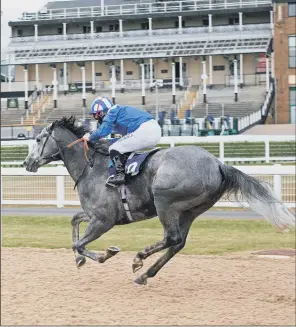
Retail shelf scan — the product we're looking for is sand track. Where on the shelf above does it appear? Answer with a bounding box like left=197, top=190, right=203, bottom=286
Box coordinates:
left=1, top=248, right=295, bottom=325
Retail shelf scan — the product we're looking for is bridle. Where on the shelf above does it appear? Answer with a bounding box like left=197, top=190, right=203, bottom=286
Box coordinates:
left=40, top=128, right=94, bottom=189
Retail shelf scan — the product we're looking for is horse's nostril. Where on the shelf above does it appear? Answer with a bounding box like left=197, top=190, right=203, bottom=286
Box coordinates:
left=23, top=161, right=27, bottom=167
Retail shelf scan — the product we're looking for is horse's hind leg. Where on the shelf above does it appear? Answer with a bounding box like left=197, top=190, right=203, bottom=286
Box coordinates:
left=134, top=211, right=194, bottom=285
left=132, top=204, right=183, bottom=273
left=71, top=212, right=91, bottom=268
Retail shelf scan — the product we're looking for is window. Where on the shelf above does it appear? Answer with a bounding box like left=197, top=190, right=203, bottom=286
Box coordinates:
left=290, top=87, right=296, bottom=123
left=174, top=20, right=185, bottom=28
left=289, top=36, right=296, bottom=68
left=57, top=27, right=63, bottom=35
left=288, top=3, right=296, bottom=17
left=96, top=26, right=102, bottom=33
left=229, top=17, right=239, bottom=25
left=109, top=24, right=119, bottom=32
left=213, top=65, right=225, bottom=71
left=83, top=26, right=91, bottom=33
left=202, top=19, right=209, bottom=26
left=17, top=29, right=23, bottom=37
left=126, top=71, right=133, bottom=75
left=141, top=22, right=149, bottom=30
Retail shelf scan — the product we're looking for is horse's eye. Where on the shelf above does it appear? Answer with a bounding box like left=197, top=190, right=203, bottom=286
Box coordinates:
left=36, top=138, right=40, bottom=143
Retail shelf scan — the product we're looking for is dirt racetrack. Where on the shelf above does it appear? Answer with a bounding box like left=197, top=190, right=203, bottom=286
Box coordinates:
left=2, top=248, right=295, bottom=326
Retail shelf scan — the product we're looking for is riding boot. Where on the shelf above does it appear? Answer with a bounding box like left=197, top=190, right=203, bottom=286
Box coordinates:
left=106, top=150, right=126, bottom=187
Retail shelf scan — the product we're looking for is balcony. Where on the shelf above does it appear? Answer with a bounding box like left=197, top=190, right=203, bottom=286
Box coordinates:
left=16, top=0, right=272, bottom=22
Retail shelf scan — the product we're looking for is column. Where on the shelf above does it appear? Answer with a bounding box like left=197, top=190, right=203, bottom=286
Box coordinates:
left=34, top=24, right=38, bottom=42
left=111, top=65, right=116, bottom=104
left=239, top=54, right=243, bottom=88
left=24, top=65, right=29, bottom=109
left=8, top=65, right=12, bottom=92
left=120, top=59, right=124, bottom=93
left=63, top=22, right=67, bottom=40
left=266, top=54, right=270, bottom=92
left=234, top=57, right=238, bottom=102
left=202, top=57, right=207, bottom=103
left=35, top=64, right=40, bottom=94
left=148, top=17, right=152, bottom=36
left=52, top=65, right=57, bottom=108
left=101, top=0, right=105, bottom=16
left=271, top=52, right=275, bottom=79
left=90, top=20, right=94, bottom=38
left=208, top=14, right=212, bottom=33
left=149, top=58, right=153, bottom=90
left=239, top=12, right=243, bottom=31
left=92, top=61, right=96, bottom=94
left=178, top=16, right=182, bottom=34
left=172, top=62, right=176, bottom=104
left=63, top=62, right=68, bottom=95
left=270, top=10, right=274, bottom=36
left=141, top=64, right=145, bottom=105
left=81, top=64, right=86, bottom=107
left=119, top=19, right=123, bottom=37
left=179, top=57, right=184, bottom=90
left=209, top=55, right=213, bottom=88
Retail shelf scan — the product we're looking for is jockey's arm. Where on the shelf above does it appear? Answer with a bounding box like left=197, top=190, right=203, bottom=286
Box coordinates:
left=89, top=106, right=119, bottom=143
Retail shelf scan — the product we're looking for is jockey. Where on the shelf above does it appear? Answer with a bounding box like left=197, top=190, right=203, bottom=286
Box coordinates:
left=83, top=96, right=162, bottom=187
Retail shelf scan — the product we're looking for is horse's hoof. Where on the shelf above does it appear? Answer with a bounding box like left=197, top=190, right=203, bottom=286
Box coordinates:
left=76, top=256, right=86, bottom=268
left=132, top=258, right=143, bottom=273
left=134, top=276, right=147, bottom=285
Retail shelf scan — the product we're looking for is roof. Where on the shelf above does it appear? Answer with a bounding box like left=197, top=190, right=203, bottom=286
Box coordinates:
left=45, top=0, right=142, bottom=10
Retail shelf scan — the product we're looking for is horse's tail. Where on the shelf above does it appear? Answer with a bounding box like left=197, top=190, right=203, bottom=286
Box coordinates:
left=220, top=164, right=295, bottom=231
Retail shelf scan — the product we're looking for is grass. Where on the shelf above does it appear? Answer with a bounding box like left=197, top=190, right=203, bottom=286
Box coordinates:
left=2, top=216, right=295, bottom=255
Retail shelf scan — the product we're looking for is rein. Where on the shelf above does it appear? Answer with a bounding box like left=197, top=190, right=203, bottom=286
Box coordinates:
left=67, top=138, right=91, bottom=164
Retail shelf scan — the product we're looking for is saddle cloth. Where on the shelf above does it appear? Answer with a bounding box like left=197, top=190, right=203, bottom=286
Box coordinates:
left=108, top=148, right=160, bottom=177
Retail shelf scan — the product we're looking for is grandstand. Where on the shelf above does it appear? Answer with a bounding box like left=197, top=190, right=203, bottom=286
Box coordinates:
left=1, top=0, right=276, bottom=138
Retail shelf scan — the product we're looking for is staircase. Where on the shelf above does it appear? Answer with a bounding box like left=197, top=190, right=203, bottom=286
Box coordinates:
left=22, top=94, right=52, bottom=125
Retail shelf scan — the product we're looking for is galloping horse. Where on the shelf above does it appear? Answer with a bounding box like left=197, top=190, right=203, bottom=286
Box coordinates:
left=24, top=117, right=295, bottom=285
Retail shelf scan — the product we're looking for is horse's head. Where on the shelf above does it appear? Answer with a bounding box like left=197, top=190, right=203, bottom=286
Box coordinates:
left=23, top=122, right=62, bottom=172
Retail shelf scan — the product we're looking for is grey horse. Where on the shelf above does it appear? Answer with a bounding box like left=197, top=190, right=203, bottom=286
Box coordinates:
left=24, top=117, right=295, bottom=285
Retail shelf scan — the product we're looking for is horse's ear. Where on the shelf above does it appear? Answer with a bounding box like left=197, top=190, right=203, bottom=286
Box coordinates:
left=49, top=121, right=57, bottom=131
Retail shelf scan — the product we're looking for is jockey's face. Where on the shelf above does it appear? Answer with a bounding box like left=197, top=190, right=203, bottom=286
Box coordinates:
left=93, top=111, right=105, bottom=122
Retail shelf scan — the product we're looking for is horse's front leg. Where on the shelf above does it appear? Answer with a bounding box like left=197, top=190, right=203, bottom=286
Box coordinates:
left=72, top=215, right=120, bottom=264
left=71, top=212, right=91, bottom=268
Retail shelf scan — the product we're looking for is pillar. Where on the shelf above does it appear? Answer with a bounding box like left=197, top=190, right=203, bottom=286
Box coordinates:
left=234, top=57, right=238, bottom=102
left=172, top=62, right=176, bottom=104
left=270, top=10, right=274, bottom=36
left=92, top=61, right=96, bottom=94
left=90, top=20, right=94, bottom=38
left=239, top=54, right=243, bottom=88
left=149, top=58, right=153, bottom=90
left=111, top=65, right=116, bottom=104
left=52, top=65, right=57, bottom=108
left=179, top=57, right=184, bottom=90
left=120, top=59, right=124, bottom=93
left=24, top=65, right=28, bottom=109
left=81, top=64, right=86, bottom=107
left=208, top=14, right=212, bottom=33
left=148, top=17, right=152, bottom=36
left=141, top=64, right=146, bottom=105
left=178, top=16, right=182, bottom=34
left=271, top=52, right=275, bottom=79
left=239, top=12, right=243, bottom=31
left=8, top=65, right=12, bottom=92
left=202, top=57, right=207, bottom=103
left=63, top=62, right=68, bottom=95
left=35, top=64, right=40, bottom=94
left=266, top=54, right=270, bottom=92
left=63, top=22, right=67, bottom=40
left=101, top=0, right=105, bottom=16
left=34, top=24, right=38, bottom=42
left=119, top=19, right=123, bottom=37
left=209, top=55, right=213, bottom=88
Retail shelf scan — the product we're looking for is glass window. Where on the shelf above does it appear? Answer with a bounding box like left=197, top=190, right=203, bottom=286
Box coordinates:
left=288, top=3, right=296, bottom=16
left=289, top=36, right=296, bottom=67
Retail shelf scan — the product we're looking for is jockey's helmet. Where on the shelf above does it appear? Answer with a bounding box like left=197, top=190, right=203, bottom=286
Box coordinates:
left=89, top=96, right=114, bottom=115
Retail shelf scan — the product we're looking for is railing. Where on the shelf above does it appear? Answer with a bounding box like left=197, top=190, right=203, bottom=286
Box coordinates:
left=18, top=0, right=272, bottom=21
left=10, top=24, right=271, bottom=44
left=1, top=164, right=294, bottom=208
left=1, top=135, right=295, bottom=166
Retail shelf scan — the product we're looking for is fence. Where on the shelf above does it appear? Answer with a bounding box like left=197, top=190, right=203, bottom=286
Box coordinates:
left=1, top=165, right=294, bottom=208
left=1, top=135, right=295, bottom=165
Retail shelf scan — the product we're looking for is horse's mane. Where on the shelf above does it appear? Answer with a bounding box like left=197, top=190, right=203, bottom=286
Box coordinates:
left=52, top=116, right=109, bottom=155
left=52, top=116, right=89, bottom=138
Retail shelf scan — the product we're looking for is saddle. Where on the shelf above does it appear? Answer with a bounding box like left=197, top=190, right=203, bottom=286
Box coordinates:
left=108, top=148, right=161, bottom=178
